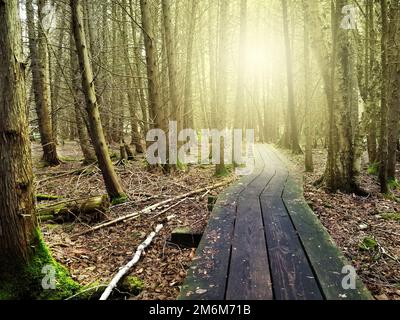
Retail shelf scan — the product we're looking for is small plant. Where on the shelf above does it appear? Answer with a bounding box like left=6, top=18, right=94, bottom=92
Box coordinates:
left=367, top=163, right=379, bottom=176
left=381, top=212, right=400, bottom=222
left=359, top=237, right=378, bottom=251
left=388, top=179, right=400, bottom=190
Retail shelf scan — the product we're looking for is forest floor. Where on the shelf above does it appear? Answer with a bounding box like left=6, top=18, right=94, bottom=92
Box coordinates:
left=284, top=148, right=400, bottom=301
left=32, top=141, right=234, bottom=300
left=33, top=142, right=400, bottom=300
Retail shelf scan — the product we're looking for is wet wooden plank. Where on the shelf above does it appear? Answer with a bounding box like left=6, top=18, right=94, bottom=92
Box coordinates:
left=226, top=196, right=273, bottom=300
left=178, top=148, right=265, bottom=300
left=260, top=195, right=323, bottom=300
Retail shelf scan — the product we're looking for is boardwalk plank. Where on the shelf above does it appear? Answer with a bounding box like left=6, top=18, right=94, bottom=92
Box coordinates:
left=226, top=196, right=273, bottom=300
left=260, top=196, right=323, bottom=300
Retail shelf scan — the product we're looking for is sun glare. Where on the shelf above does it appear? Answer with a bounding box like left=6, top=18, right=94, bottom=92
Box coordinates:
left=243, top=37, right=282, bottom=77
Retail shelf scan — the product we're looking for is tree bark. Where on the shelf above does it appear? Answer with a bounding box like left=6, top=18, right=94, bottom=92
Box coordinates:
left=183, top=1, right=198, bottom=130
left=71, top=0, right=126, bottom=202
left=281, top=0, right=302, bottom=154
left=26, top=0, right=60, bottom=166
left=215, top=0, right=229, bottom=175
left=379, top=0, right=389, bottom=193
left=0, top=0, right=37, bottom=271
left=38, top=195, right=110, bottom=223
left=386, top=2, right=400, bottom=181
left=162, top=0, right=181, bottom=128
left=69, top=34, right=96, bottom=164
left=303, top=0, right=363, bottom=194
left=304, top=15, right=314, bottom=172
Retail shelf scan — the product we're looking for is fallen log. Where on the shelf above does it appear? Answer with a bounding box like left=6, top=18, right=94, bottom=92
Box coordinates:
left=38, top=195, right=110, bottom=223
left=73, top=178, right=235, bottom=238
left=100, top=224, right=163, bottom=300
left=36, top=194, right=64, bottom=202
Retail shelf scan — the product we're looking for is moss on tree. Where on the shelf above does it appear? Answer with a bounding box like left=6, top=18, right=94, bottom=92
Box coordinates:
left=0, top=229, right=80, bottom=300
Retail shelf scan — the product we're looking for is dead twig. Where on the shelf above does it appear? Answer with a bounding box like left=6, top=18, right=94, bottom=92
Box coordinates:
left=73, top=179, right=233, bottom=238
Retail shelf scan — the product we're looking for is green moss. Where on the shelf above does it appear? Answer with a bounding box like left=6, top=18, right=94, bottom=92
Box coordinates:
left=119, top=276, right=144, bottom=295
left=111, top=194, right=128, bottom=206
left=215, top=164, right=232, bottom=177
left=0, top=228, right=80, bottom=300
left=381, top=212, right=400, bottom=222
left=359, top=237, right=378, bottom=251
left=367, top=163, right=379, bottom=176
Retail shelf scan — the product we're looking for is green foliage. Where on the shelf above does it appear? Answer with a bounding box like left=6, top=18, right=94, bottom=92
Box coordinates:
left=388, top=179, right=400, bottom=190
left=111, top=194, right=128, bottom=206
left=0, top=228, right=80, bottom=300
left=359, top=237, right=378, bottom=252
left=381, top=212, right=400, bottom=222
left=367, top=163, right=379, bottom=176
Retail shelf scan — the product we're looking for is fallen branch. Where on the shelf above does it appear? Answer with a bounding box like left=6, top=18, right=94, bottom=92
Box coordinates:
left=124, top=198, right=188, bottom=223
left=38, top=195, right=110, bottom=223
left=73, top=179, right=234, bottom=238
left=36, top=164, right=96, bottom=184
left=99, top=224, right=163, bottom=300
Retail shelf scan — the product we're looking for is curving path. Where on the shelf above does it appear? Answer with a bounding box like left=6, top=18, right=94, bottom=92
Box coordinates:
left=179, top=145, right=372, bottom=300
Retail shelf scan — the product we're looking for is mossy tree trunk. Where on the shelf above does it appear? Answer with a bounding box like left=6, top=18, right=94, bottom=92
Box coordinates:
left=71, top=0, right=126, bottom=202
left=304, top=0, right=363, bottom=194
left=0, top=0, right=37, bottom=271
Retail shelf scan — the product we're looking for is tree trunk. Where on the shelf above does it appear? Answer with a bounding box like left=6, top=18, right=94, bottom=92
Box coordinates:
left=69, top=35, right=96, bottom=164
left=50, top=3, right=67, bottom=144
left=121, top=0, right=144, bottom=154
left=281, top=0, right=302, bottom=154
left=234, top=0, right=247, bottom=130
left=26, top=0, right=60, bottom=166
left=379, top=0, right=389, bottom=193
left=303, top=0, right=363, bottom=194
left=304, top=15, right=314, bottom=172
left=0, top=0, right=37, bottom=273
left=183, top=1, right=198, bottom=130
left=71, top=0, right=126, bottom=202
left=387, top=2, right=400, bottom=181
left=162, top=0, right=181, bottom=127
left=215, top=0, right=229, bottom=175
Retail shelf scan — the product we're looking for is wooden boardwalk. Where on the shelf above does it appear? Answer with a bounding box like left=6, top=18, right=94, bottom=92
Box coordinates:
left=179, top=145, right=372, bottom=300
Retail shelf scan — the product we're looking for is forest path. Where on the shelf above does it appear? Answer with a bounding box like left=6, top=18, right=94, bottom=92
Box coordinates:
left=179, top=144, right=372, bottom=300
